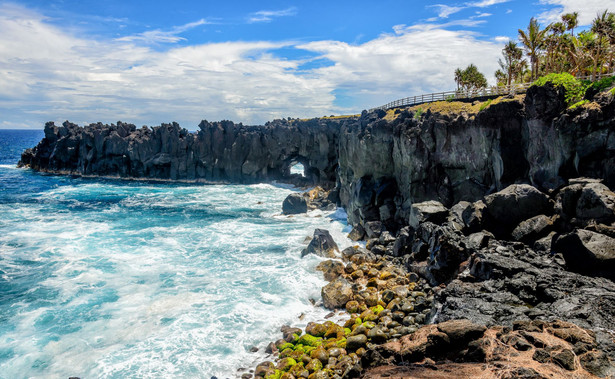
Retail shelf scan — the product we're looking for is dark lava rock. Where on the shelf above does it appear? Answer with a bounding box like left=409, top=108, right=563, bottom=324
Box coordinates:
left=301, top=229, right=339, bottom=258
left=409, top=200, right=449, bottom=228
left=553, top=229, right=615, bottom=280
left=483, top=184, right=552, bottom=236
left=282, top=193, right=307, bottom=215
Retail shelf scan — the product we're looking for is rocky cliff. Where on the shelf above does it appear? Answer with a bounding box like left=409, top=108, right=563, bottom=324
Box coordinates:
left=339, top=83, right=615, bottom=232
left=19, top=118, right=346, bottom=185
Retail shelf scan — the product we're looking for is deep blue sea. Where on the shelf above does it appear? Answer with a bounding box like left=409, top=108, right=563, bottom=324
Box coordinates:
left=0, top=129, right=351, bottom=378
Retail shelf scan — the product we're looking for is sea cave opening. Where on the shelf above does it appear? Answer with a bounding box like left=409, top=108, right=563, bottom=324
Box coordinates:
left=290, top=162, right=306, bottom=177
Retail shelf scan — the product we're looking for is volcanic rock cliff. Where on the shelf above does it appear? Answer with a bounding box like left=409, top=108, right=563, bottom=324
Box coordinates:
left=19, top=118, right=344, bottom=185
left=19, top=82, right=615, bottom=376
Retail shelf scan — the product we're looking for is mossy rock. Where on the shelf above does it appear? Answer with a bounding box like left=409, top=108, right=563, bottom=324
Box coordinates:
left=278, top=343, right=295, bottom=352
left=344, top=327, right=352, bottom=336
left=305, top=322, right=327, bottom=337
left=279, top=348, right=293, bottom=358
left=324, top=324, right=345, bottom=339
left=265, top=370, right=283, bottom=379
left=297, top=334, right=322, bottom=347
left=276, top=357, right=297, bottom=372
left=363, top=321, right=376, bottom=329
left=371, top=305, right=384, bottom=315
left=305, top=357, right=323, bottom=372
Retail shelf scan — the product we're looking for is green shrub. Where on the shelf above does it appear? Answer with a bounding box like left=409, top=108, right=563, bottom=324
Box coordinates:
left=413, top=107, right=424, bottom=120
left=590, top=75, right=615, bottom=92
left=479, top=99, right=493, bottom=112
left=445, top=94, right=456, bottom=102
left=533, top=73, right=589, bottom=106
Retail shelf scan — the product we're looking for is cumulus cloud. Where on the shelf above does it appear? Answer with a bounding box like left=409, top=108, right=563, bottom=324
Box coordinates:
left=0, top=4, right=502, bottom=129
left=298, top=24, right=501, bottom=108
left=538, top=0, right=615, bottom=25
left=247, top=7, right=297, bottom=23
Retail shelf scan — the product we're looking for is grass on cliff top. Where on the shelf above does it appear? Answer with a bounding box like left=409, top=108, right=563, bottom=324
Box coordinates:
left=383, top=94, right=524, bottom=120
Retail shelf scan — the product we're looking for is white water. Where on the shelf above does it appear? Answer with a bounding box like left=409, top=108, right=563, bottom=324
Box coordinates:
left=0, top=175, right=352, bottom=378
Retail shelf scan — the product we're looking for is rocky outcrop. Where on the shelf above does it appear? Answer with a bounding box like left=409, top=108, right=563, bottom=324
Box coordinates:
left=338, top=85, right=615, bottom=234
left=19, top=118, right=347, bottom=185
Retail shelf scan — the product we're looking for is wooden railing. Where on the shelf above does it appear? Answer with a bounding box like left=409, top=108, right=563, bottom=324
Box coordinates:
left=368, top=71, right=615, bottom=112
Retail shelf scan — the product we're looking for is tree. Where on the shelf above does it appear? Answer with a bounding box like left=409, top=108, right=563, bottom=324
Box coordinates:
left=591, top=11, right=615, bottom=78
left=518, top=17, right=547, bottom=80
left=497, top=41, right=526, bottom=86
left=562, top=12, right=579, bottom=36
left=454, top=68, right=463, bottom=90
left=455, top=64, right=488, bottom=94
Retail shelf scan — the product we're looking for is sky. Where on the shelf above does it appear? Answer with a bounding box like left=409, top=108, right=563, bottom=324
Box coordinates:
left=1, top=0, right=614, bottom=130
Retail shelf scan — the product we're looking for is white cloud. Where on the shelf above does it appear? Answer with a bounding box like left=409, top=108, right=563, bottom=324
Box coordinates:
left=298, top=24, right=501, bottom=108
left=247, top=7, right=297, bottom=23
left=494, top=35, right=510, bottom=43
left=116, top=19, right=209, bottom=44
left=538, top=0, right=615, bottom=25
left=430, top=0, right=510, bottom=19
left=467, top=0, right=511, bottom=7
left=0, top=4, right=502, bottom=129
left=431, top=4, right=465, bottom=18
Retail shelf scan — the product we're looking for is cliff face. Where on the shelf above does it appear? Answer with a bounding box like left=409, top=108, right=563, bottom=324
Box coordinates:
left=19, top=83, right=615, bottom=229
left=19, top=118, right=345, bottom=185
left=339, top=84, right=615, bottom=231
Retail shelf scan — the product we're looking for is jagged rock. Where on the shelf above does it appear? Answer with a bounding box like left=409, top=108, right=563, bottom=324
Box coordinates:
left=301, top=229, right=339, bottom=258
left=347, top=224, right=365, bottom=241
left=282, top=193, right=307, bottom=215
left=511, top=215, right=553, bottom=242
left=321, top=278, right=353, bottom=309
left=315, top=259, right=345, bottom=281
left=484, top=184, right=552, bottom=236
left=576, top=182, right=615, bottom=222
left=392, top=227, right=413, bottom=257
left=553, top=229, right=615, bottom=280
left=364, top=221, right=385, bottom=239
left=409, top=200, right=449, bottom=228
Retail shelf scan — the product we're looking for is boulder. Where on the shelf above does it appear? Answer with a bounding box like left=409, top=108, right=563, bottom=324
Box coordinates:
left=282, top=193, right=308, bottom=215
left=511, top=215, right=553, bottom=242
left=321, top=278, right=353, bottom=309
left=301, top=229, right=339, bottom=258
left=409, top=200, right=449, bottom=229
left=576, top=182, right=615, bottom=222
left=347, top=224, right=365, bottom=241
left=315, top=260, right=345, bottom=281
left=436, top=319, right=486, bottom=346
left=553, top=229, right=615, bottom=280
left=484, top=184, right=552, bottom=235
left=364, top=221, right=385, bottom=239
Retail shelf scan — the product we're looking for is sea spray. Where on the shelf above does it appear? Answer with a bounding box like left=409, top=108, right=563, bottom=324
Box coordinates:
left=0, top=130, right=353, bottom=378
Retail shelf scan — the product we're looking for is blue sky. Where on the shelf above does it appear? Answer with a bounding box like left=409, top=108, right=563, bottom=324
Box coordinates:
left=1, top=0, right=613, bottom=129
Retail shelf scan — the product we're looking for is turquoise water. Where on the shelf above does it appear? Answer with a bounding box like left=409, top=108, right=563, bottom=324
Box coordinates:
left=0, top=130, right=351, bottom=378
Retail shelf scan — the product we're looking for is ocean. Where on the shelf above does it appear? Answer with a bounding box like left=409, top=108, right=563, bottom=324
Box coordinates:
left=0, top=129, right=352, bottom=378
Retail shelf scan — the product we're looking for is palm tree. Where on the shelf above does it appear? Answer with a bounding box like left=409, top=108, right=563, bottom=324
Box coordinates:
left=590, top=11, right=615, bottom=78
left=454, top=68, right=463, bottom=91
left=518, top=18, right=547, bottom=80
left=498, top=41, right=525, bottom=85
left=562, top=12, right=579, bottom=37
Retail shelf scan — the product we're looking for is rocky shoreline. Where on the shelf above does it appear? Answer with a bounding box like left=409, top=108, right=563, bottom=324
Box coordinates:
left=238, top=180, right=615, bottom=378
left=17, top=80, right=615, bottom=377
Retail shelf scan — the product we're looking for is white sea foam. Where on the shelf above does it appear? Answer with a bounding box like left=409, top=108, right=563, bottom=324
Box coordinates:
left=0, top=179, right=353, bottom=378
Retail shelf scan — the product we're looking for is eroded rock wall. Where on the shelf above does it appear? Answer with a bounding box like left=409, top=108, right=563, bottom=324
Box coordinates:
left=339, top=84, right=615, bottom=232
left=19, top=118, right=345, bottom=185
